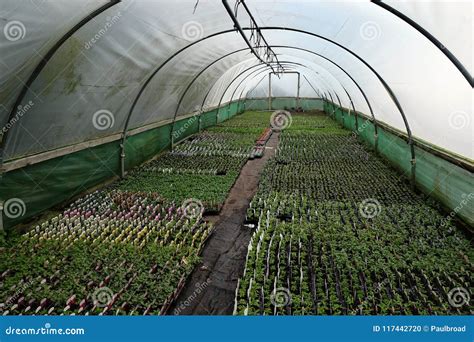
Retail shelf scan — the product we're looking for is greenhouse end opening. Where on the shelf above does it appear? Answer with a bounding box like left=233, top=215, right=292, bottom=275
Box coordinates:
left=0, top=1, right=472, bottom=341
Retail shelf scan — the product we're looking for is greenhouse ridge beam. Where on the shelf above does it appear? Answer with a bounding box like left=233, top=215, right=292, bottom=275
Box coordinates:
left=372, top=0, right=473, bottom=87
left=0, top=0, right=121, bottom=170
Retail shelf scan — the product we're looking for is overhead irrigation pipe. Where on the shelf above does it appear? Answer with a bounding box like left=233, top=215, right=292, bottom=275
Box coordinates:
left=2, top=25, right=415, bottom=182
left=170, top=50, right=254, bottom=146
left=271, top=46, right=376, bottom=136
left=372, top=0, right=473, bottom=87
left=221, top=0, right=282, bottom=74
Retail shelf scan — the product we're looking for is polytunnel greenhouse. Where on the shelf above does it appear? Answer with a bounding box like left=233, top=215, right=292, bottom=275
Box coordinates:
left=0, top=0, right=473, bottom=328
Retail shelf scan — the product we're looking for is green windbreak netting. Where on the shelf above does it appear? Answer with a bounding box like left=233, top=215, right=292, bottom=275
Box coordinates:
left=377, top=128, right=412, bottom=176
left=357, top=117, right=376, bottom=147
left=246, top=98, right=268, bottom=111
left=300, top=99, right=323, bottom=111
left=344, top=112, right=357, bottom=132
left=125, top=124, right=172, bottom=170
left=271, top=97, right=297, bottom=109
left=414, top=145, right=473, bottom=226
left=324, top=100, right=473, bottom=226
left=1, top=141, right=121, bottom=229
left=200, top=110, right=218, bottom=130
left=246, top=97, right=323, bottom=111
left=173, top=115, right=200, bottom=144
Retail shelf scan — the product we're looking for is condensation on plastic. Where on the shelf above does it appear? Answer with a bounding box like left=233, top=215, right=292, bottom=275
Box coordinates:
left=0, top=0, right=472, bottom=161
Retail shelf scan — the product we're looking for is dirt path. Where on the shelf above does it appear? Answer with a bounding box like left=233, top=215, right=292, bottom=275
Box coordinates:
left=169, top=132, right=280, bottom=315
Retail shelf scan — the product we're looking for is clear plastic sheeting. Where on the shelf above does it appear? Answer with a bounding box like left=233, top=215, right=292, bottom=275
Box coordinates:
left=384, top=0, right=473, bottom=75
left=0, top=0, right=472, bottom=162
left=0, top=0, right=107, bottom=132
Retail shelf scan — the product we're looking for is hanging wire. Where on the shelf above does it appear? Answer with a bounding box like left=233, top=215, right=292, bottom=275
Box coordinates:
left=193, top=0, right=199, bottom=14
left=222, top=0, right=283, bottom=75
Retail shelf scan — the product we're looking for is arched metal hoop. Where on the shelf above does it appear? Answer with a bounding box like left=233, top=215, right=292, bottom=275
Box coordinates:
left=372, top=0, right=473, bottom=87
